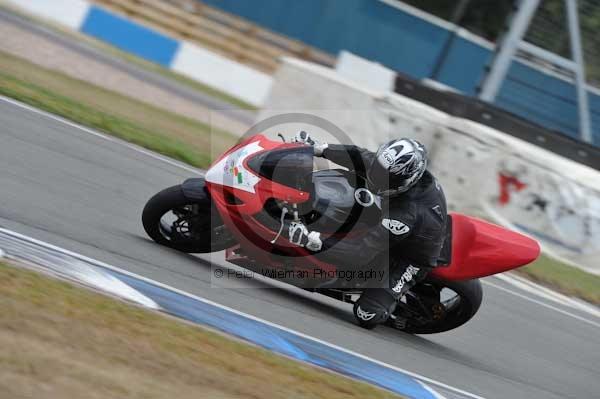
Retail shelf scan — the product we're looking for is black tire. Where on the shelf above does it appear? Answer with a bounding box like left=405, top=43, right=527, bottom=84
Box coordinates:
left=402, top=279, right=483, bottom=334
left=142, top=185, right=235, bottom=253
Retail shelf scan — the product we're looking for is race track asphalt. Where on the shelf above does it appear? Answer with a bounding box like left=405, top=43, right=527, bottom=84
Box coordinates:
left=1, top=99, right=599, bottom=399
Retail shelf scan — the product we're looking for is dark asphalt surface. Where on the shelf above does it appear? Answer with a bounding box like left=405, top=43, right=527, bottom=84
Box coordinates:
left=0, top=8, right=256, bottom=126
left=1, top=99, right=599, bottom=399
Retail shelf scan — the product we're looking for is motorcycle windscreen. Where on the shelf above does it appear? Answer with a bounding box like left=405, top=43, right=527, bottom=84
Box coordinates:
left=247, top=146, right=314, bottom=191
left=430, top=213, right=541, bottom=281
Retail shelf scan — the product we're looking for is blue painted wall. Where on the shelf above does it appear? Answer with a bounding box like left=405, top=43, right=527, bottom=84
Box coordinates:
left=495, top=61, right=600, bottom=142
left=497, top=62, right=580, bottom=137
left=201, top=0, right=599, bottom=145
left=202, top=0, right=452, bottom=79
left=81, top=6, right=179, bottom=67
left=436, top=37, right=492, bottom=94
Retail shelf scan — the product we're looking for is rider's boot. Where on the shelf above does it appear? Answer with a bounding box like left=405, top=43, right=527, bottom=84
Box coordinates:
left=353, top=264, right=424, bottom=329
left=353, top=289, right=397, bottom=329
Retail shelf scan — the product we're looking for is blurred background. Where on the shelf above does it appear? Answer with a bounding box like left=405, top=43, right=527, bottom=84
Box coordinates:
left=1, top=1, right=600, bottom=398
left=90, top=0, right=600, bottom=145
left=1, top=0, right=599, bottom=303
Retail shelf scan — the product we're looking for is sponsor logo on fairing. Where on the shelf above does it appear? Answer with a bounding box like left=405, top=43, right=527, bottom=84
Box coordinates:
left=205, top=142, right=262, bottom=193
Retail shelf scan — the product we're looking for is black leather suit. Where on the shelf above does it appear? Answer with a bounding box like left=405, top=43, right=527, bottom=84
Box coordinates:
left=316, top=144, right=449, bottom=326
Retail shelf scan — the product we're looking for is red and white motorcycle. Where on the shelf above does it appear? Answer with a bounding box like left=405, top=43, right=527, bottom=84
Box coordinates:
left=143, top=134, right=540, bottom=333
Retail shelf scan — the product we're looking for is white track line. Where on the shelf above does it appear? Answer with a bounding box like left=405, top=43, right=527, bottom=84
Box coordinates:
left=9, top=93, right=600, bottom=394
left=495, top=274, right=600, bottom=318
left=0, top=228, right=481, bottom=399
left=0, top=95, right=201, bottom=174
left=0, top=96, right=484, bottom=397
left=482, top=280, right=600, bottom=329
left=2, top=95, right=595, bottom=323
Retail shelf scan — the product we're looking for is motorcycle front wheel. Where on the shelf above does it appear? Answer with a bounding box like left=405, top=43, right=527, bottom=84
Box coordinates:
left=142, top=185, right=236, bottom=253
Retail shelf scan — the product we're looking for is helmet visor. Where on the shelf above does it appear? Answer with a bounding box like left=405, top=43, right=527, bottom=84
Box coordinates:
left=366, top=157, right=391, bottom=194
left=366, top=157, right=414, bottom=196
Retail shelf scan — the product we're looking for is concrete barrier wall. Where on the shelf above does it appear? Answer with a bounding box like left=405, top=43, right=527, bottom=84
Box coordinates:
left=12, top=0, right=90, bottom=29
left=335, top=51, right=396, bottom=93
left=259, top=58, right=600, bottom=274
left=171, top=42, right=273, bottom=107
left=8, top=0, right=272, bottom=106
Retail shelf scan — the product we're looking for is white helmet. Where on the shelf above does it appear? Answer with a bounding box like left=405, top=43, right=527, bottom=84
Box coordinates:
left=366, top=138, right=428, bottom=196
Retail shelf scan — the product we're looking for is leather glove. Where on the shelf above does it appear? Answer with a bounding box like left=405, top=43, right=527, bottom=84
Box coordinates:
left=289, top=221, right=322, bottom=251
left=293, top=131, right=328, bottom=157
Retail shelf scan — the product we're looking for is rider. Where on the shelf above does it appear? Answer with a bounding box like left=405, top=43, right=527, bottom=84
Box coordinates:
left=288, top=131, right=448, bottom=328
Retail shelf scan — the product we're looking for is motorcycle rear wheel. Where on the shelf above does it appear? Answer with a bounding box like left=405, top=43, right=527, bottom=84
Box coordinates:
left=398, top=278, right=483, bottom=334
left=142, top=185, right=236, bottom=253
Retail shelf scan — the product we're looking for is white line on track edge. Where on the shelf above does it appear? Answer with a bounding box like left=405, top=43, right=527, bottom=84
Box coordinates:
left=2, top=95, right=596, bottom=327
left=5, top=92, right=600, bottom=395
left=24, top=93, right=600, bottom=397
left=494, top=273, right=600, bottom=318
left=0, top=95, right=202, bottom=174
left=0, top=96, right=482, bottom=397
left=482, top=280, right=600, bottom=329
left=0, top=227, right=481, bottom=399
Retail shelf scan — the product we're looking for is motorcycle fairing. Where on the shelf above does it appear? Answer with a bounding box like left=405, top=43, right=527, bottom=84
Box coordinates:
left=207, top=135, right=540, bottom=283
left=429, top=213, right=540, bottom=281
left=205, top=141, right=263, bottom=194
left=206, top=135, right=311, bottom=215
left=206, top=135, right=335, bottom=273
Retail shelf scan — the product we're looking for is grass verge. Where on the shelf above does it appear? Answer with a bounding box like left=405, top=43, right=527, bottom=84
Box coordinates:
left=516, top=255, right=600, bottom=305
left=0, top=262, right=402, bottom=399
left=0, top=50, right=238, bottom=168
left=0, top=1, right=257, bottom=110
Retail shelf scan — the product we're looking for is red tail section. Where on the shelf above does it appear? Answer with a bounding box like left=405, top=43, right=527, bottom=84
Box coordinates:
left=429, top=213, right=540, bottom=281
